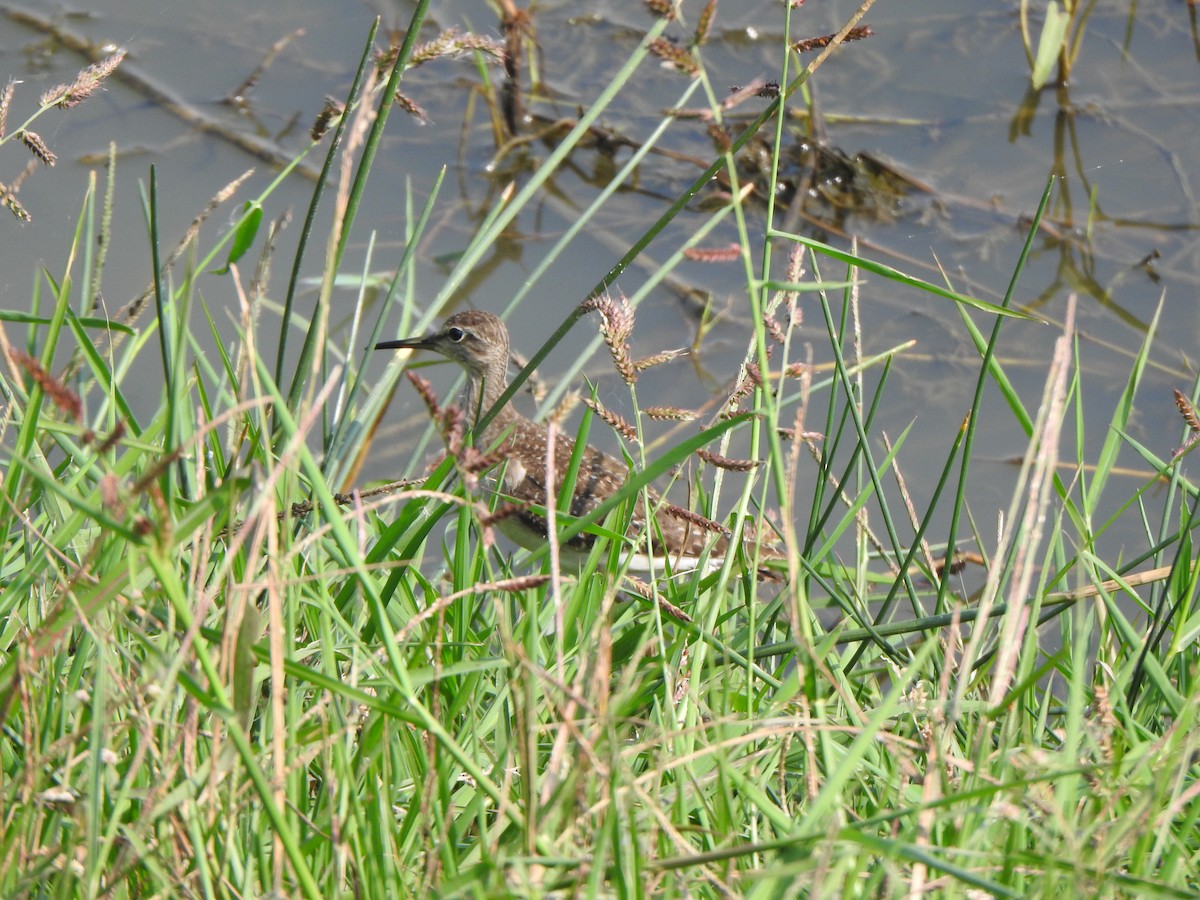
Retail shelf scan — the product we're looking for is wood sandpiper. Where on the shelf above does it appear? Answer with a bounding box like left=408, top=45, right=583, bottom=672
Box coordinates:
left=377, top=310, right=778, bottom=578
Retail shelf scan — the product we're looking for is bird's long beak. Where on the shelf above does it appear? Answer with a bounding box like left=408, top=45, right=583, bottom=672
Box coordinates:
left=375, top=334, right=433, bottom=351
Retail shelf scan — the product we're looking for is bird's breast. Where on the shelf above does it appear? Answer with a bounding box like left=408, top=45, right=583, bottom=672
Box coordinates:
left=501, top=456, right=527, bottom=493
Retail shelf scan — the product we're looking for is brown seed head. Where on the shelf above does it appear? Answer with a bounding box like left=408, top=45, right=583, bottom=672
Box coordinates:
left=581, top=290, right=637, bottom=384
left=683, top=243, right=741, bottom=263
left=405, top=370, right=442, bottom=420
left=2, top=187, right=30, bottom=223
left=661, top=502, right=729, bottom=535
left=12, top=350, right=81, bottom=421
left=394, top=92, right=429, bottom=124
left=1174, top=389, right=1200, bottom=434
left=0, top=79, right=14, bottom=139
left=764, top=314, right=787, bottom=345
left=694, top=0, right=717, bottom=46
left=40, top=50, right=125, bottom=110
left=697, top=449, right=758, bottom=472
left=583, top=397, right=638, bottom=442
left=644, top=0, right=676, bottom=20
left=644, top=406, right=697, bottom=421
left=548, top=390, right=580, bottom=430
left=792, top=25, right=874, bottom=53
left=634, top=348, right=686, bottom=372
left=408, top=29, right=505, bottom=66
left=310, top=96, right=343, bottom=140
left=19, top=131, right=56, bottom=167
left=648, top=38, right=699, bottom=77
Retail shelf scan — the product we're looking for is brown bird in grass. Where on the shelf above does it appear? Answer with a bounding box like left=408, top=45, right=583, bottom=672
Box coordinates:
left=377, top=310, right=780, bottom=578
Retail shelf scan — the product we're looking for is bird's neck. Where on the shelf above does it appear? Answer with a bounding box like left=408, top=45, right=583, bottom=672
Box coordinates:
left=465, top=365, right=521, bottom=445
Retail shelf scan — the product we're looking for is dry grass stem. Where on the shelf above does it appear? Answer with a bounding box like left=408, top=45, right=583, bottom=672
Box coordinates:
left=882, top=431, right=939, bottom=579
left=988, top=295, right=1076, bottom=704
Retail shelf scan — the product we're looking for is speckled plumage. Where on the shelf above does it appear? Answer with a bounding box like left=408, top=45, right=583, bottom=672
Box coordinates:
left=379, top=310, right=750, bottom=572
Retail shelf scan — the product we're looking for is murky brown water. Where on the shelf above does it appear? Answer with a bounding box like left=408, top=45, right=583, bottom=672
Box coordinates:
left=2, top=0, right=1198, bottom=563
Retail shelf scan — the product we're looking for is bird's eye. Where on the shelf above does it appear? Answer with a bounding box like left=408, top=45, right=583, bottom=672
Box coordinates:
left=447, top=327, right=465, bottom=343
